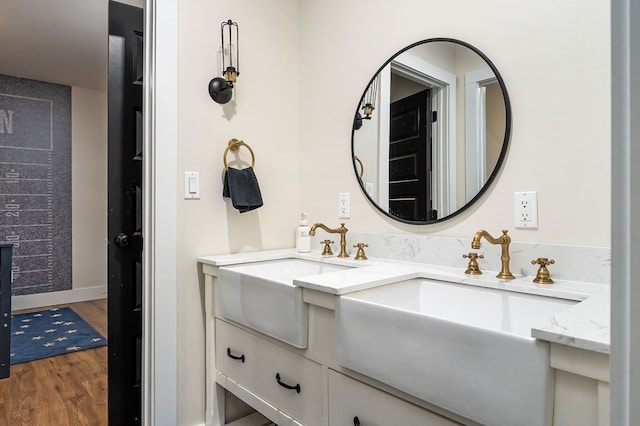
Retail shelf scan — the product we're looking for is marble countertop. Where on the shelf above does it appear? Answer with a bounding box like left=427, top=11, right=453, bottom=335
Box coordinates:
left=531, top=290, right=610, bottom=354
left=198, top=248, right=611, bottom=354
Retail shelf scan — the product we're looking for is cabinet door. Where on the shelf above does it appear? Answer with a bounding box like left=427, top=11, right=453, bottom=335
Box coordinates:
left=216, top=319, right=260, bottom=388
left=328, top=370, right=458, bottom=426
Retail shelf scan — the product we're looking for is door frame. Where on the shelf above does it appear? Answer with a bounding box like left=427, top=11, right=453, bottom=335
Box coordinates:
left=379, top=53, right=457, bottom=217
left=142, top=1, right=178, bottom=424
left=464, top=67, right=497, bottom=203
left=611, top=0, right=640, bottom=424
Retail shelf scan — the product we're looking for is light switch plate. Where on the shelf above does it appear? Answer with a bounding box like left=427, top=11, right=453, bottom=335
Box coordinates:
left=184, top=171, right=200, bottom=199
left=364, top=182, right=375, bottom=197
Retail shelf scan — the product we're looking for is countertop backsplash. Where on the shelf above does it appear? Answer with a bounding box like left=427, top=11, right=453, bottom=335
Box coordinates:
left=327, top=232, right=611, bottom=285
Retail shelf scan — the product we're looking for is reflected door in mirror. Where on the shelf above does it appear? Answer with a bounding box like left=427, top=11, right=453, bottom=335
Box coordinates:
left=389, top=88, right=435, bottom=221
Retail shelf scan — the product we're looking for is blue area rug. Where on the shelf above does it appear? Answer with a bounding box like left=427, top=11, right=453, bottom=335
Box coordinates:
left=10, top=307, right=107, bottom=365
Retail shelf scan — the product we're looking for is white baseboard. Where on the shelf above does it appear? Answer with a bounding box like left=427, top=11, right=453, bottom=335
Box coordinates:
left=11, top=285, right=108, bottom=311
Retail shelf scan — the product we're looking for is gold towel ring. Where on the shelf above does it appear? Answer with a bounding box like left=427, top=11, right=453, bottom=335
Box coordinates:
left=354, top=156, right=364, bottom=178
left=223, top=138, right=255, bottom=170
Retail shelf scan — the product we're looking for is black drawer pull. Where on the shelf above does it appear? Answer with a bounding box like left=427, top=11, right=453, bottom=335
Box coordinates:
left=275, top=373, right=301, bottom=393
left=226, top=347, right=245, bottom=363
left=354, top=416, right=360, bottom=425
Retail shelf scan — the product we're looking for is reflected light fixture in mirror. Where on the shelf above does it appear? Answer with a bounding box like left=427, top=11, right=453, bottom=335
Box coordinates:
left=209, top=19, right=240, bottom=104
left=352, top=38, right=511, bottom=224
left=362, top=75, right=379, bottom=119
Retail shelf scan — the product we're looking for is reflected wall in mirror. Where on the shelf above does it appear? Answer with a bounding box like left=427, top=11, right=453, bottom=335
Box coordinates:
left=352, top=38, right=511, bottom=224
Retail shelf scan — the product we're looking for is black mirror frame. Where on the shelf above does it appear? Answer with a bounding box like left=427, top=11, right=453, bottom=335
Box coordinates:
left=351, top=37, right=512, bottom=225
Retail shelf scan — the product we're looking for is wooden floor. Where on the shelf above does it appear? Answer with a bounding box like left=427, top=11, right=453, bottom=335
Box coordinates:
left=0, top=299, right=108, bottom=426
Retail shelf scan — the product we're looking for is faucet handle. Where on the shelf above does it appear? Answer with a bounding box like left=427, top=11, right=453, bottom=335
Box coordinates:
left=321, top=240, right=334, bottom=256
left=463, top=252, right=484, bottom=275
left=531, top=258, right=555, bottom=284
left=353, top=243, right=368, bottom=261
left=532, top=257, right=555, bottom=266
left=463, top=253, right=484, bottom=259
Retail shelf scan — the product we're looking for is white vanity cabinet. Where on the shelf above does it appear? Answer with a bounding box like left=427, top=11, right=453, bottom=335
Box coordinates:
left=550, top=344, right=610, bottom=426
left=200, top=254, right=611, bottom=426
left=202, top=262, right=465, bottom=426
left=328, top=370, right=458, bottom=426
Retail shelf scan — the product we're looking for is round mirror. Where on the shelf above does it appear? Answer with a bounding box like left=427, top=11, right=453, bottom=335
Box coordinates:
left=352, top=38, right=511, bottom=224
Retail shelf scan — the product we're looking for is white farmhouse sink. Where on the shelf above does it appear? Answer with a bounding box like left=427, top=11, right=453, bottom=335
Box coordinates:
left=218, top=258, right=350, bottom=348
left=336, top=278, right=576, bottom=426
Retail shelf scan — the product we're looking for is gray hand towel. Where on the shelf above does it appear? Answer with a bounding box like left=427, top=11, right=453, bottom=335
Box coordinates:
left=223, top=167, right=264, bottom=213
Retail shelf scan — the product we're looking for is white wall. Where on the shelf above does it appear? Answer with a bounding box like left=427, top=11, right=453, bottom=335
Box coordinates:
left=176, top=0, right=300, bottom=423
left=71, top=87, right=107, bottom=291
left=298, top=0, right=611, bottom=247
left=175, top=1, right=611, bottom=423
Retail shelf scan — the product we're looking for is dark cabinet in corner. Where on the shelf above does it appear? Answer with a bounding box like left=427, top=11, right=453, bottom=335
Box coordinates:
left=0, top=243, right=14, bottom=379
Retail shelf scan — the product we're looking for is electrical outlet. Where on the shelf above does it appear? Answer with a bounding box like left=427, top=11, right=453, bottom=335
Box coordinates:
left=338, top=192, right=350, bottom=219
left=514, top=191, right=538, bottom=229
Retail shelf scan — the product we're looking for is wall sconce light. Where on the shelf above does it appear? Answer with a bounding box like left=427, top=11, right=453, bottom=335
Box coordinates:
left=353, top=75, right=379, bottom=131
left=209, top=19, right=240, bottom=104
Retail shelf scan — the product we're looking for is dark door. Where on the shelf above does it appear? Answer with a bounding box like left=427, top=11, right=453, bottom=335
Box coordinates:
left=388, top=88, right=436, bottom=221
left=107, top=2, right=143, bottom=424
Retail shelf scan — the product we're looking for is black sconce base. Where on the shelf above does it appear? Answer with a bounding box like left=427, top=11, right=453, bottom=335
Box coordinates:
left=209, top=77, right=233, bottom=104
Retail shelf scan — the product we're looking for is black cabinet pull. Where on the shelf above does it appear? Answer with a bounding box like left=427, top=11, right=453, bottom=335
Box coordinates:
left=226, top=347, right=245, bottom=363
left=353, top=416, right=360, bottom=425
left=275, top=373, right=301, bottom=393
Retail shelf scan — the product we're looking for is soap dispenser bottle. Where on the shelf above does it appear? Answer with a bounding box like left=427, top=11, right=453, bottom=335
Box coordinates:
left=296, top=213, right=311, bottom=253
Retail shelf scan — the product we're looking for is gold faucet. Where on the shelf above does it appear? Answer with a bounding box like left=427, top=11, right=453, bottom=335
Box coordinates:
left=471, top=229, right=515, bottom=279
left=309, top=223, right=349, bottom=258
